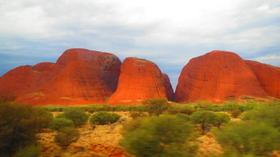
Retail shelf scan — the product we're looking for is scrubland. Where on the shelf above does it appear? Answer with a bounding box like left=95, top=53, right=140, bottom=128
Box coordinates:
left=0, top=99, right=280, bottom=157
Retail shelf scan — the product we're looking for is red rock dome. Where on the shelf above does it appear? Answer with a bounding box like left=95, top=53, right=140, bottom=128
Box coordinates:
left=0, top=65, right=43, bottom=99
left=108, top=57, right=174, bottom=104
left=0, top=48, right=121, bottom=105
left=33, top=62, right=55, bottom=72
left=246, top=60, right=280, bottom=98
left=175, top=50, right=268, bottom=103
left=1, top=48, right=278, bottom=105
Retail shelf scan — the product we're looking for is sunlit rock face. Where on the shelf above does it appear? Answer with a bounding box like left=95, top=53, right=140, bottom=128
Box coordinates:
left=0, top=48, right=121, bottom=105
left=175, top=50, right=268, bottom=103
left=0, top=64, right=53, bottom=100
left=108, top=57, right=174, bottom=105
left=1, top=49, right=278, bottom=105
left=246, top=60, right=280, bottom=99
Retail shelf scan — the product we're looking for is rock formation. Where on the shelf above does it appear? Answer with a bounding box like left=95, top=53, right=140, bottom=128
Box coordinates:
left=108, top=57, right=174, bottom=104
left=0, top=65, right=45, bottom=99
left=175, top=50, right=268, bottom=103
left=1, top=48, right=279, bottom=105
left=246, top=60, right=280, bottom=98
left=0, top=48, right=121, bottom=105
left=163, top=73, right=175, bottom=100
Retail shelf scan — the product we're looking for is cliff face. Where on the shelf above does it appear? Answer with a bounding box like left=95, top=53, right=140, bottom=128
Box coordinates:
left=108, top=57, right=174, bottom=104
left=246, top=60, right=280, bottom=98
left=0, top=49, right=279, bottom=105
left=0, top=65, right=48, bottom=99
left=0, top=48, right=121, bottom=105
left=175, top=50, right=268, bottom=103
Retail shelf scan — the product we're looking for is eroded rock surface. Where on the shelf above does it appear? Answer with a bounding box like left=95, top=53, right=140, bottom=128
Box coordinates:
left=1, top=49, right=278, bottom=105
left=0, top=48, right=121, bottom=105
left=108, top=57, right=174, bottom=104
left=175, top=50, right=268, bottom=102
left=246, top=60, right=280, bottom=98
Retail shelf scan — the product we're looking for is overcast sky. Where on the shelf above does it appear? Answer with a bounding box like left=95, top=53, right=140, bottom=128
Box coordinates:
left=0, top=0, right=279, bottom=87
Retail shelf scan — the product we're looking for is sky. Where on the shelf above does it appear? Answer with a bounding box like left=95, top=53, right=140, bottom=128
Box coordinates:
left=0, top=0, right=279, bottom=88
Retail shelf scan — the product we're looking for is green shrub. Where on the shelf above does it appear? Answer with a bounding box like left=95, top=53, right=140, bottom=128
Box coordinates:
left=0, top=103, right=52, bottom=156
left=221, top=150, right=260, bottom=157
left=212, top=113, right=230, bottom=128
left=50, top=117, right=74, bottom=131
left=90, top=112, right=120, bottom=125
left=223, top=102, right=244, bottom=118
left=215, top=122, right=280, bottom=156
left=190, top=111, right=217, bottom=134
left=194, top=101, right=223, bottom=111
left=176, top=113, right=191, bottom=121
left=87, top=105, right=147, bottom=113
left=168, top=105, right=195, bottom=115
left=130, top=112, right=146, bottom=119
left=55, top=127, right=80, bottom=148
left=144, top=99, right=169, bottom=115
left=121, top=115, right=196, bottom=157
left=32, top=108, right=53, bottom=129
left=242, top=104, right=280, bottom=130
left=61, top=108, right=88, bottom=127
left=13, top=145, right=41, bottom=157
left=42, top=106, right=65, bottom=112
left=230, top=109, right=242, bottom=118
left=240, top=100, right=270, bottom=111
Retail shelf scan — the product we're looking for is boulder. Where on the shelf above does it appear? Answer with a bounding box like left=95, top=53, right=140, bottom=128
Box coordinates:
left=108, top=57, right=174, bottom=104
left=175, top=50, right=268, bottom=102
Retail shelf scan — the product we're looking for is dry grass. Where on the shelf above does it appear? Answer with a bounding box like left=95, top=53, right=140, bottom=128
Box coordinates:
left=37, top=112, right=131, bottom=157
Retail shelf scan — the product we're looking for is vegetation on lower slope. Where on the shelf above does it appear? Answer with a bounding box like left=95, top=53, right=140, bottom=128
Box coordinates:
left=0, top=99, right=279, bottom=157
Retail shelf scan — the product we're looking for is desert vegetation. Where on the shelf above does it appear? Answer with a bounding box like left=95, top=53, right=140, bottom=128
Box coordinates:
left=0, top=102, right=52, bottom=157
left=121, top=114, right=197, bottom=157
left=0, top=99, right=279, bottom=157
left=54, top=127, right=80, bottom=148
left=90, top=112, right=121, bottom=126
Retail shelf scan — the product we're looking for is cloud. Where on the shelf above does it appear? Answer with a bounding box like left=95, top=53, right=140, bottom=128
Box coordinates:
left=0, top=0, right=279, bottom=87
left=254, top=54, right=280, bottom=66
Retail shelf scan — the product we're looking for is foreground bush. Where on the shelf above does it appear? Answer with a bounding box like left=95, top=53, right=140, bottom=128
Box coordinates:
left=50, top=117, right=74, bottom=131
left=61, top=108, right=88, bottom=127
left=55, top=127, right=80, bottom=148
left=215, top=122, right=280, bottom=156
left=167, top=104, right=195, bottom=115
left=190, top=111, right=217, bottom=134
left=13, top=145, right=41, bottom=157
left=212, top=113, right=230, bottom=128
left=33, top=108, right=54, bottom=129
left=222, top=102, right=244, bottom=118
left=130, top=112, right=146, bottom=119
left=0, top=103, right=52, bottom=156
left=90, top=112, right=120, bottom=125
left=121, top=114, right=196, bottom=157
left=242, top=104, right=280, bottom=130
left=144, top=99, right=169, bottom=115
